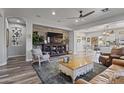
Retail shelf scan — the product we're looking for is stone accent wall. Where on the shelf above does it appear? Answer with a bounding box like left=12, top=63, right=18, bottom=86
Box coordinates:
left=33, top=24, right=69, bottom=40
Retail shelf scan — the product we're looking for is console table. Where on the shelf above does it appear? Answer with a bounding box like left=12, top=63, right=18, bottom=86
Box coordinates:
left=42, top=43, right=67, bottom=57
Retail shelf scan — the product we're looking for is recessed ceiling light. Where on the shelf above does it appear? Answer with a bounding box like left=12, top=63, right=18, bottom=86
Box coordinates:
left=75, top=19, right=79, bottom=22
left=52, top=11, right=56, bottom=15
left=16, top=20, right=20, bottom=23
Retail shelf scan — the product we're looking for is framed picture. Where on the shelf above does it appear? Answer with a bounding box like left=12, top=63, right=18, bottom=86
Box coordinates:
left=91, top=37, right=98, bottom=45
left=10, top=26, right=23, bottom=46
left=87, top=37, right=90, bottom=42
left=77, top=39, right=81, bottom=43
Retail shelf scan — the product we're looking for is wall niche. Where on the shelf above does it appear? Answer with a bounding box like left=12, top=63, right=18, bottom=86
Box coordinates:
left=33, top=24, right=69, bottom=57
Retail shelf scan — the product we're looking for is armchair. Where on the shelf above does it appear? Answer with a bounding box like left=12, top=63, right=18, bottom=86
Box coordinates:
left=99, top=47, right=124, bottom=67
left=32, top=48, right=50, bottom=67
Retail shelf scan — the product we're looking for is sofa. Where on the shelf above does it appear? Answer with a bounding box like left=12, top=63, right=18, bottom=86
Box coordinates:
left=75, top=59, right=124, bottom=84
left=99, top=47, right=124, bottom=67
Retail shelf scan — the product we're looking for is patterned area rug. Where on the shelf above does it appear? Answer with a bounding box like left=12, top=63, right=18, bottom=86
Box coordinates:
left=33, top=60, right=107, bottom=84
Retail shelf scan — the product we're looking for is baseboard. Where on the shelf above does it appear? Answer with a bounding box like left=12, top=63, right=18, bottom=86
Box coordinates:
left=0, top=62, right=7, bottom=66
left=8, top=55, right=25, bottom=58
left=26, top=58, right=32, bottom=62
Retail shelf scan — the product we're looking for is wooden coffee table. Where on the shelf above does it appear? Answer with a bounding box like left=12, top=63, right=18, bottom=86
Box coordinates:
left=59, top=55, right=94, bottom=83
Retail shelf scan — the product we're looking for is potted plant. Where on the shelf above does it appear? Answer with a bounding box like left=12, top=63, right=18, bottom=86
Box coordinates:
left=33, top=32, right=44, bottom=45
left=33, top=32, right=39, bottom=45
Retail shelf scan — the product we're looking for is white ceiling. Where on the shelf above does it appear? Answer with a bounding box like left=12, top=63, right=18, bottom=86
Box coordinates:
left=3, top=8, right=124, bottom=31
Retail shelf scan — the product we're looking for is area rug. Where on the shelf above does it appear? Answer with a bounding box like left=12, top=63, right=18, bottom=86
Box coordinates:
left=32, top=60, right=107, bottom=84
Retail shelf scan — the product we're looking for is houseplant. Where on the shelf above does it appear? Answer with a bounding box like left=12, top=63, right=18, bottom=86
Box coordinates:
left=33, top=32, right=44, bottom=45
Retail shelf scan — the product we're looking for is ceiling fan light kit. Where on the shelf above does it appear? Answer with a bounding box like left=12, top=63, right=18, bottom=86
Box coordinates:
left=102, top=25, right=114, bottom=36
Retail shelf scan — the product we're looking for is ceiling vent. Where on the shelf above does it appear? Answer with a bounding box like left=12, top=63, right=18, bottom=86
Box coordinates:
left=101, top=8, right=109, bottom=12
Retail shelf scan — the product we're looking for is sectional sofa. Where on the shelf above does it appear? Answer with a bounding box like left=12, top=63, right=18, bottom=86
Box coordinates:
left=75, top=59, right=124, bottom=84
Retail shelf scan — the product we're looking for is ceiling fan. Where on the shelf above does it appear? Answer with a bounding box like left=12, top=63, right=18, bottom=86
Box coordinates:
left=65, top=10, right=95, bottom=19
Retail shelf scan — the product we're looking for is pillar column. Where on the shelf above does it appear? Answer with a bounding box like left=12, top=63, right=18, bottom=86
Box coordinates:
left=0, top=9, right=7, bottom=66
left=26, top=18, right=33, bottom=62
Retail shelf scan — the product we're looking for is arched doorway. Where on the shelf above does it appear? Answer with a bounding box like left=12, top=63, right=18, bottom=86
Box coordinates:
left=6, top=17, right=26, bottom=61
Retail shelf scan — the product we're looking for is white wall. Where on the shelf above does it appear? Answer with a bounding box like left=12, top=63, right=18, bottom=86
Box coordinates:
left=0, top=9, right=7, bottom=66
left=74, top=31, right=86, bottom=54
left=86, top=31, right=102, bottom=37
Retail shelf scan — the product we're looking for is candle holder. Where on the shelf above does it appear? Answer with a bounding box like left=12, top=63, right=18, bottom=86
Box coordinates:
left=63, top=56, right=69, bottom=63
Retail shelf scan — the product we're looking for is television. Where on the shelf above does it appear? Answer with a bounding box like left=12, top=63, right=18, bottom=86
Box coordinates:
left=47, top=32, right=63, bottom=43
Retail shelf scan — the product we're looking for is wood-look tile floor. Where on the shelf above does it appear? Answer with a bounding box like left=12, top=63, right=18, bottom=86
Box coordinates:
left=0, top=56, right=41, bottom=84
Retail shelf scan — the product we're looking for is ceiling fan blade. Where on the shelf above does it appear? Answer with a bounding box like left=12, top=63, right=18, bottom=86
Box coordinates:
left=81, top=11, right=95, bottom=17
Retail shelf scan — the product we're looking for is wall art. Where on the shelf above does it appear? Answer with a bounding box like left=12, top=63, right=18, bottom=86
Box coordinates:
left=10, top=26, right=23, bottom=46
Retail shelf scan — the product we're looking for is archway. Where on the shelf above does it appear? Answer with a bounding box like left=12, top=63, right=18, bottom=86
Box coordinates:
left=6, top=17, right=26, bottom=61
